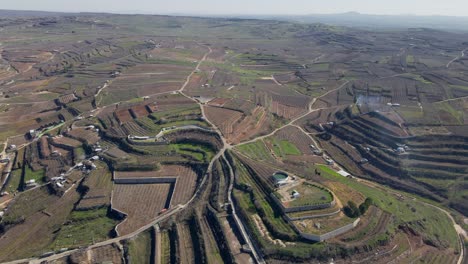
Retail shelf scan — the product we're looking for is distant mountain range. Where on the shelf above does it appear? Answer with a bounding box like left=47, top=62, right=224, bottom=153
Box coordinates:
left=2, top=9, right=468, bottom=32
left=243, top=12, right=468, bottom=32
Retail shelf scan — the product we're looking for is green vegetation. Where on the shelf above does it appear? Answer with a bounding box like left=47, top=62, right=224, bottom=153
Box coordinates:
left=23, top=166, right=45, bottom=183
left=127, top=231, right=152, bottom=264
left=268, top=138, right=301, bottom=157
left=402, top=73, right=433, bottom=84
left=435, top=101, right=464, bottom=124
left=37, top=122, right=65, bottom=138
left=52, top=208, right=118, bottom=249
left=343, top=201, right=360, bottom=218
left=310, top=63, right=329, bottom=71
left=74, top=146, right=86, bottom=160
left=170, top=143, right=215, bottom=162
left=0, top=11, right=465, bottom=264
left=449, top=84, right=468, bottom=91
left=287, top=183, right=333, bottom=207
left=236, top=140, right=274, bottom=161
left=317, top=165, right=459, bottom=249
left=5, top=169, right=22, bottom=193
left=234, top=159, right=297, bottom=238
left=341, top=208, right=382, bottom=242
left=1, top=186, right=57, bottom=225
left=343, top=198, right=373, bottom=218
left=293, top=214, right=356, bottom=234
left=160, top=231, right=171, bottom=264
left=205, top=60, right=284, bottom=85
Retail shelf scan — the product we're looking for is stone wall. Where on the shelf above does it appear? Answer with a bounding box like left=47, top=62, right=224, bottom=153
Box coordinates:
left=270, top=193, right=335, bottom=213
left=284, top=208, right=341, bottom=221
left=298, top=218, right=361, bottom=242
left=113, top=177, right=177, bottom=184
left=127, top=137, right=168, bottom=146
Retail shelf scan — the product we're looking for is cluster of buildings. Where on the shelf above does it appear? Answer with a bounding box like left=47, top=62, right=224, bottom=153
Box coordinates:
left=50, top=174, right=66, bottom=188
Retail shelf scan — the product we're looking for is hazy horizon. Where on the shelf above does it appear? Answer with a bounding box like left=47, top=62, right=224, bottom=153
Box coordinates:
left=1, top=0, right=468, bottom=17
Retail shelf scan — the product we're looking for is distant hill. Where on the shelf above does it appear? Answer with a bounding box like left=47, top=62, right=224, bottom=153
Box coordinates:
left=242, top=12, right=468, bottom=32
left=2, top=9, right=468, bottom=32
left=0, top=9, right=75, bottom=17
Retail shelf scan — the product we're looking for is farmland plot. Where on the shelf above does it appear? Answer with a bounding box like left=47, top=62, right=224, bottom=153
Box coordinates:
left=114, top=165, right=199, bottom=207
left=169, top=166, right=199, bottom=206
left=0, top=186, right=81, bottom=262
left=176, top=223, right=195, bottom=264
left=207, top=105, right=273, bottom=144
left=112, top=183, right=171, bottom=236
left=275, top=126, right=314, bottom=154
left=97, top=63, right=191, bottom=105
left=66, top=127, right=100, bottom=145
left=204, top=106, right=243, bottom=140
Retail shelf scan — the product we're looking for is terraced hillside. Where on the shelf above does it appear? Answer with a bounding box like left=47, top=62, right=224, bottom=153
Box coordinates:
left=0, top=11, right=465, bottom=264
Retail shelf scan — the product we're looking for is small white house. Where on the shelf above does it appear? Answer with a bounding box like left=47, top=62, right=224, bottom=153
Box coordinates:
left=292, top=190, right=300, bottom=199
left=395, top=147, right=406, bottom=154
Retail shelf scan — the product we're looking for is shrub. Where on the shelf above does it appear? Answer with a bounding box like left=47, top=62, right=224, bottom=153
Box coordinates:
left=344, top=201, right=360, bottom=218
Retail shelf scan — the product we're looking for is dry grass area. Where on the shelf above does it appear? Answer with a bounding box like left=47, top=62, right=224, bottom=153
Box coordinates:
left=293, top=212, right=355, bottom=235
left=322, top=180, right=365, bottom=205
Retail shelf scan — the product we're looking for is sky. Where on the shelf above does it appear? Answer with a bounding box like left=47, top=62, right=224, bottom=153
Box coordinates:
left=1, top=0, right=468, bottom=17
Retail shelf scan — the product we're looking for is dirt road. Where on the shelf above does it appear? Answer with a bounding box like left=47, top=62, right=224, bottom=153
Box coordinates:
left=237, top=80, right=349, bottom=147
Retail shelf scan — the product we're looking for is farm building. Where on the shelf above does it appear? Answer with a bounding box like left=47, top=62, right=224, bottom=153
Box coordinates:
left=291, top=190, right=300, bottom=199
left=395, top=147, right=406, bottom=154
left=323, top=156, right=334, bottom=165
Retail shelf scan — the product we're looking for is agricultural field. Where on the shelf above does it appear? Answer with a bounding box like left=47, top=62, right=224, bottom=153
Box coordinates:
left=280, top=182, right=333, bottom=207
left=127, top=230, right=153, bottom=264
left=112, top=183, right=172, bottom=236
left=0, top=10, right=466, bottom=264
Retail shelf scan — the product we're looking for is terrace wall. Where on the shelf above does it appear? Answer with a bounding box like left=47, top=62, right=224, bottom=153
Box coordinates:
left=270, top=193, right=335, bottom=213
left=127, top=137, right=168, bottom=146
left=297, top=218, right=360, bottom=242
left=113, top=177, right=177, bottom=184
left=284, top=208, right=341, bottom=221
left=49, top=141, right=76, bottom=151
